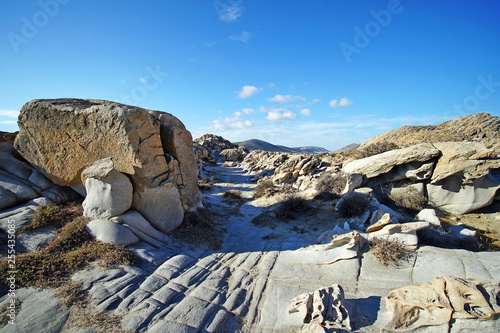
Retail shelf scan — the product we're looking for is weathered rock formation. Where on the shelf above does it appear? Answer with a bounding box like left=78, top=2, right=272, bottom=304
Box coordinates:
left=384, top=276, right=500, bottom=332
left=14, top=99, right=202, bottom=233
left=241, top=151, right=340, bottom=191
left=427, top=142, right=500, bottom=214
left=289, top=285, right=351, bottom=332
left=342, top=143, right=441, bottom=187
left=341, top=141, right=500, bottom=214
left=361, top=112, right=500, bottom=148
left=193, top=134, right=238, bottom=160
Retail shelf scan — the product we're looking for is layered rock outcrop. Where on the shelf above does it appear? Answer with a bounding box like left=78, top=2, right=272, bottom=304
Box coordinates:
left=341, top=141, right=500, bottom=214
left=14, top=99, right=202, bottom=233
left=361, top=112, right=500, bottom=148
left=427, top=142, right=500, bottom=214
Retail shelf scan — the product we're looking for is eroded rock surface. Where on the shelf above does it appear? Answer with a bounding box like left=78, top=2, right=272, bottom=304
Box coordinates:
left=384, top=276, right=500, bottom=332
left=289, top=285, right=351, bottom=332
left=427, top=142, right=500, bottom=214
left=14, top=99, right=202, bottom=232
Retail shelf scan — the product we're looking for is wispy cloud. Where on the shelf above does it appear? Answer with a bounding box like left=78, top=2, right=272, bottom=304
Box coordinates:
left=300, top=108, right=312, bottom=116
left=268, top=94, right=305, bottom=103
left=0, top=110, right=19, bottom=118
left=216, top=2, right=244, bottom=23
left=309, top=98, right=320, bottom=104
left=237, top=85, right=261, bottom=99
left=139, top=77, right=146, bottom=83
left=0, top=120, right=17, bottom=125
left=230, top=31, right=252, bottom=42
left=329, top=97, right=353, bottom=108
left=242, top=108, right=255, bottom=114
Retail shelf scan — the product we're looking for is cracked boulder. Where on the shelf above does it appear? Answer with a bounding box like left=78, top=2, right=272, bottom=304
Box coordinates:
left=14, top=99, right=202, bottom=232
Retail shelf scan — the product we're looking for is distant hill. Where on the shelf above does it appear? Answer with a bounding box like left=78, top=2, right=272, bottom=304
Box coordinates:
left=332, top=143, right=361, bottom=154
left=361, top=112, right=500, bottom=148
left=236, top=139, right=328, bottom=154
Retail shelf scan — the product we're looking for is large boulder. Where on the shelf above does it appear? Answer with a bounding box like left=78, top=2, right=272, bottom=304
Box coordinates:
left=427, top=142, right=500, bottom=214
left=342, top=143, right=441, bottom=187
left=14, top=99, right=202, bottom=232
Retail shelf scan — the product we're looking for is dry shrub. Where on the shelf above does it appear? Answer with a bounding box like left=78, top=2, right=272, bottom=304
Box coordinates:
left=171, top=208, right=222, bottom=250
left=54, top=281, right=88, bottom=308
left=222, top=189, right=244, bottom=203
left=254, top=180, right=284, bottom=199
left=354, top=141, right=399, bottom=159
left=315, top=172, right=346, bottom=199
left=0, top=299, right=21, bottom=328
left=198, top=177, right=213, bottom=191
left=336, top=192, right=372, bottom=218
left=0, top=215, right=137, bottom=289
left=369, top=237, right=413, bottom=266
left=20, top=202, right=83, bottom=233
left=55, top=281, right=133, bottom=333
left=275, top=193, right=311, bottom=220
left=389, top=187, right=427, bottom=216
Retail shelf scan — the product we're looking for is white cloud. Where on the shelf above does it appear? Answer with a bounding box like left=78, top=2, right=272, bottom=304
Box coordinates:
left=204, top=41, right=217, bottom=47
left=265, top=108, right=297, bottom=122
left=230, top=31, right=252, bottom=42
left=309, top=98, right=320, bottom=104
left=216, top=3, right=243, bottom=22
left=268, top=94, right=304, bottom=103
left=139, top=77, right=146, bottom=83
left=300, top=108, right=312, bottom=116
left=209, top=109, right=255, bottom=131
left=237, top=86, right=261, bottom=99
left=0, top=120, right=17, bottom=125
left=268, top=82, right=277, bottom=89
left=0, top=110, right=19, bottom=118
left=242, top=108, right=255, bottom=114
left=210, top=117, right=254, bottom=131
left=329, top=97, right=354, bottom=108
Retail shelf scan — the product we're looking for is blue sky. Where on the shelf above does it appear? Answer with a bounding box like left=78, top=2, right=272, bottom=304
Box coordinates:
left=1, top=0, right=499, bottom=150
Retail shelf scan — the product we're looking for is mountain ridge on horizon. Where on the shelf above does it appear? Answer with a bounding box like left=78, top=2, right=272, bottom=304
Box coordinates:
left=235, top=139, right=329, bottom=154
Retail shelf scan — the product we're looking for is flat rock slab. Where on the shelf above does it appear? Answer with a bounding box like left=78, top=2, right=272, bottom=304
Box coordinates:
left=2, top=165, right=499, bottom=333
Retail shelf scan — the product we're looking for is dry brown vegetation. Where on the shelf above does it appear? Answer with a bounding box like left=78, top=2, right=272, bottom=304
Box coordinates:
left=198, top=177, right=214, bottom=191
left=253, top=180, right=286, bottom=199
left=275, top=193, right=312, bottom=220
left=389, top=187, right=428, bottom=216
left=55, top=281, right=133, bottom=333
left=20, top=201, right=83, bottom=233
left=0, top=204, right=137, bottom=289
left=314, top=172, right=347, bottom=199
left=170, top=208, right=222, bottom=250
left=222, top=189, right=244, bottom=203
left=352, top=141, right=400, bottom=159
left=336, top=192, right=372, bottom=218
left=369, top=237, right=413, bottom=266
